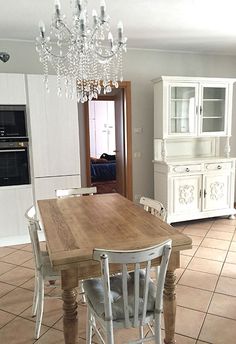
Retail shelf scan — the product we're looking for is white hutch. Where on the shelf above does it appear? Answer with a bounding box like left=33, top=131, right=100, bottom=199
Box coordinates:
left=153, top=76, right=236, bottom=223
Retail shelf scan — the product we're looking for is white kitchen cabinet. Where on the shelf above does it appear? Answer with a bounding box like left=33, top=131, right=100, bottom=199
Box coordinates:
left=27, top=75, right=80, bottom=178
left=0, top=73, right=26, bottom=104
left=153, top=76, right=233, bottom=139
left=0, top=185, right=33, bottom=245
left=153, top=76, right=236, bottom=223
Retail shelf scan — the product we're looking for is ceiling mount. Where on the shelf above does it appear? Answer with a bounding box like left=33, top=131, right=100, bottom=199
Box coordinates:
left=0, top=52, right=10, bottom=63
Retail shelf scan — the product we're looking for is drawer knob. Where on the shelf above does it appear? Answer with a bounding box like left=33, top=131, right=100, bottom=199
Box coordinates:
left=186, top=168, right=190, bottom=172
left=217, top=165, right=222, bottom=169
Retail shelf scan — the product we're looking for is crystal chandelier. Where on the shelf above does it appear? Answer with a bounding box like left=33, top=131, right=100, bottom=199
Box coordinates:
left=36, top=0, right=127, bottom=103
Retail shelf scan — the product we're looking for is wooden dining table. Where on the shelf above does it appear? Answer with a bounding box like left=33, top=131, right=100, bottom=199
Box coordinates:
left=38, top=193, right=192, bottom=344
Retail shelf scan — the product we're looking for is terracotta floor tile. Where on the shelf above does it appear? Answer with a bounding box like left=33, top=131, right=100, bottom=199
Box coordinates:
left=0, top=281, right=16, bottom=298
left=185, top=220, right=213, bottom=229
left=200, top=237, right=230, bottom=250
left=0, top=250, right=33, bottom=265
left=187, top=235, right=203, bottom=246
left=0, top=266, right=34, bottom=286
left=0, top=310, right=15, bottom=329
left=226, top=251, right=236, bottom=264
left=176, top=268, right=185, bottom=283
left=8, top=244, right=28, bottom=250
left=20, top=243, right=33, bottom=252
left=21, top=297, right=63, bottom=327
left=0, top=247, right=16, bottom=259
left=181, top=246, right=198, bottom=257
left=206, top=230, right=233, bottom=241
left=0, top=287, right=34, bottom=315
left=0, top=261, right=16, bottom=276
left=210, top=223, right=235, bottom=232
left=213, top=218, right=236, bottom=226
left=183, top=228, right=209, bottom=237
left=0, top=316, right=48, bottom=343
left=221, top=262, right=236, bottom=279
left=174, top=334, right=196, bottom=344
left=180, top=255, right=192, bottom=268
left=34, top=327, right=68, bottom=344
left=177, top=285, right=212, bottom=312
left=199, top=314, right=236, bottom=344
left=188, top=257, right=223, bottom=275
left=216, top=276, right=236, bottom=297
left=229, top=241, right=236, bottom=252
left=21, top=258, right=35, bottom=270
left=175, top=306, right=205, bottom=338
left=179, top=270, right=218, bottom=291
left=208, top=292, right=236, bottom=320
left=195, top=247, right=227, bottom=262
left=233, top=233, right=236, bottom=241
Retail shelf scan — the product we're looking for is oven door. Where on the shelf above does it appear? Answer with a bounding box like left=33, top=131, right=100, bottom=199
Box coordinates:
left=0, top=148, right=30, bottom=186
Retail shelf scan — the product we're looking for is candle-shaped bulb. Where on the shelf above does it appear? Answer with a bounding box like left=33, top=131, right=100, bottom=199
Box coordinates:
left=117, top=21, right=123, bottom=42
left=80, top=11, right=86, bottom=33
left=39, top=21, right=45, bottom=38
left=100, top=0, right=106, bottom=21
left=76, top=0, right=82, bottom=15
left=55, top=0, right=61, bottom=17
left=92, top=9, right=98, bottom=26
left=108, top=32, right=113, bottom=48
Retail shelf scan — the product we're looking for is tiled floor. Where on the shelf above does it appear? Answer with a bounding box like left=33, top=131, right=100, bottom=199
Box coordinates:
left=1, top=217, right=236, bottom=343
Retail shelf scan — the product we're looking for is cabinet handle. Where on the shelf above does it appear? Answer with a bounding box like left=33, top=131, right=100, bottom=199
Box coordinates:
left=217, top=165, right=222, bottom=169
left=186, top=168, right=190, bottom=172
left=204, top=190, right=207, bottom=198
left=200, top=106, right=202, bottom=115
left=200, top=190, right=202, bottom=198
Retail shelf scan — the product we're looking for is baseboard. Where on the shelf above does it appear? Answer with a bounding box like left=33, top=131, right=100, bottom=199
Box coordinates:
left=0, top=231, right=45, bottom=247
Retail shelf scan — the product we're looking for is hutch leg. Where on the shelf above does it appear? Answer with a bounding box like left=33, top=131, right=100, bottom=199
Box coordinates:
left=61, top=268, right=79, bottom=344
left=229, top=214, right=236, bottom=220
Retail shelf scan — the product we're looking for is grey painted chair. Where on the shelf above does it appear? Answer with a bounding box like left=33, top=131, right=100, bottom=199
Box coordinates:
left=139, top=196, right=167, bottom=221
left=25, top=206, right=60, bottom=339
left=84, top=240, right=172, bottom=344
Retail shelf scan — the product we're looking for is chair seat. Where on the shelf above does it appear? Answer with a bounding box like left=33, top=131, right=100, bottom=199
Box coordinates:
left=83, top=270, right=156, bottom=321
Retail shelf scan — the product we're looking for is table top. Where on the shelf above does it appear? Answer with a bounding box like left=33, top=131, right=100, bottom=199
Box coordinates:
left=38, top=193, right=192, bottom=271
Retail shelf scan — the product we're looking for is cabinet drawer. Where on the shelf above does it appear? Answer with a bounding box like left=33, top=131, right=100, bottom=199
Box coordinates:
left=205, top=162, right=233, bottom=171
left=171, top=164, right=202, bottom=174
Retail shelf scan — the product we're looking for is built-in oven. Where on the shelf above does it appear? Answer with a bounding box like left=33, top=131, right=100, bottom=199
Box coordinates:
left=0, top=105, right=27, bottom=138
left=0, top=140, right=30, bottom=186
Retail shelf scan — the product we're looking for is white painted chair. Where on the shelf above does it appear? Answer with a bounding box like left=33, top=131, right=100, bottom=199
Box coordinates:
left=55, top=186, right=97, bottom=303
left=84, top=240, right=172, bottom=344
left=140, top=197, right=167, bottom=221
left=55, top=186, right=97, bottom=198
left=25, top=206, right=61, bottom=339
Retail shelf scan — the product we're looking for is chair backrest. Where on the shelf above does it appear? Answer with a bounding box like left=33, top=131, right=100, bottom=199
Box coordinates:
left=25, top=206, right=42, bottom=271
left=140, top=196, right=167, bottom=221
left=93, top=240, right=172, bottom=328
left=55, top=186, right=97, bottom=198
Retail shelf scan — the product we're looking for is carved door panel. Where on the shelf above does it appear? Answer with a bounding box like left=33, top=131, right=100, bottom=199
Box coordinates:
left=203, top=173, right=230, bottom=211
left=172, top=175, right=202, bottom=215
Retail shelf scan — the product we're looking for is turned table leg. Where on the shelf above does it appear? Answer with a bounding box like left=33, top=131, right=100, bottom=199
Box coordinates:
left=61, top=268, right=79, bottom=344
left=163, top=269, right=177, bottom=344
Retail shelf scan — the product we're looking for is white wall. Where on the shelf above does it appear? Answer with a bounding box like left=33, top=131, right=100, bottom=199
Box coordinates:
left=1, top=40, right=236, bottom=200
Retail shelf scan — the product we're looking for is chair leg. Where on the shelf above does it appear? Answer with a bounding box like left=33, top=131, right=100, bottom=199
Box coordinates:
left=105, top=320, right=114, bottom=344
left=32, top=274, right=39, bottom=317
left=35, top=275, right=44, bottom=339
left=139, top=325, right=144, bottom=344
left=154, top=314, right=161, bottom=344
left=86, top=308, right=93, bottom=344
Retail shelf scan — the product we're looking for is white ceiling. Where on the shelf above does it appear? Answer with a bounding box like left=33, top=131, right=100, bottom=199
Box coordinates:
left=1, top=0, right=236, bottom=55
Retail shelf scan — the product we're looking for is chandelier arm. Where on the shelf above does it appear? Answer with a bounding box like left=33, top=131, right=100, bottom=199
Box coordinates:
left=94, top=44, right=124, bottom=60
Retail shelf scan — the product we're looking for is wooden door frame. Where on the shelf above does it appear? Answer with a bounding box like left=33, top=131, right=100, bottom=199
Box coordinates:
left=83, top=81, right=133, bottom=200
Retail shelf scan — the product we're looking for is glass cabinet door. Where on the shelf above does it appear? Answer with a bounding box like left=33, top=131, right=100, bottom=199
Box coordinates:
left=169, top=85, right=197, bottom=135
left=201, top=86, right=226, bottom=134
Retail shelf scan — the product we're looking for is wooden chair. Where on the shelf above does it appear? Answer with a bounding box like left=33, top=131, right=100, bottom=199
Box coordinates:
left=55, top=186, right=97, bottom=302
left=140, top=196, right=167, bottom=221
left=25, top=206, right=61, bottom=339
left=55, top=186, right=97, bottom=198
left=84, top=240, right=172, bottom=344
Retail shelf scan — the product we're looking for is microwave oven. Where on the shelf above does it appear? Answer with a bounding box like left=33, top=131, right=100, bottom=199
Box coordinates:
left=0, top=105, right=27, bottom=138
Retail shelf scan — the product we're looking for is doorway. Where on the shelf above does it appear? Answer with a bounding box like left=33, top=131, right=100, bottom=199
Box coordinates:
left=83, top=81, right=132, bottom=200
